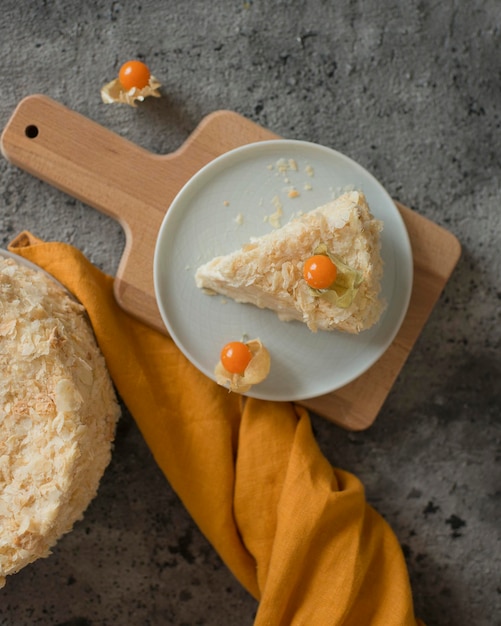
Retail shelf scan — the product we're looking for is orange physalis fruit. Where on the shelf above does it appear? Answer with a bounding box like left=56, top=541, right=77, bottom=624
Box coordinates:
left=303, top=254, right=338, bottom=289
left=215, top=338, right=271, bottom=393
left=118, top=60, right=151, bottom=91
left=220, top=341, right=253, bottom=375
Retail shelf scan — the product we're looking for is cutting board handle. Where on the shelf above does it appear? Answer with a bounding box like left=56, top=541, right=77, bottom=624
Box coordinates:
left=1, top=95, right=174, bottom=234
left=0, top=95, right=277, bottom=331
left=0, top=95, right=276, bottom=238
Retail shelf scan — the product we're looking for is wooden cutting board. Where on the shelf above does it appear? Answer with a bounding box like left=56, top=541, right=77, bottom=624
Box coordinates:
left=0, top=95, right=461, bottom=430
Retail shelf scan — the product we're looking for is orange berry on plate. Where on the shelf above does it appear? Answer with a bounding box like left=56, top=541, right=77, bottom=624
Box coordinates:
left=220, top=341, right=253, bottom=374
left=303, top=254, right=338, bottom=289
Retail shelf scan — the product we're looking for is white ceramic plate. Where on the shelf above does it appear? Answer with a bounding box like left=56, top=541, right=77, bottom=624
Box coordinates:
left=154, top=140, right=413, bottom=401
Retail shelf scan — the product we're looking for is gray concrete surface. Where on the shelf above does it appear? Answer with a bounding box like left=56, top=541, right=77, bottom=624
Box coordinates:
left=1, top=1, right=500, bottom=625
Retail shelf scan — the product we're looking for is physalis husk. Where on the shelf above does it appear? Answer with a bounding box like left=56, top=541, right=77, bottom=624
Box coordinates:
left=214, top=338, right=270, bottom=393
left=308, top=244, right=364, bottom=308
left=101, top=62, right=161, bottom=107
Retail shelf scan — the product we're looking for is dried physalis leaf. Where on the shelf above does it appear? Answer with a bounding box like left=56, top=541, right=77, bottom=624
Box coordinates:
left=101, top=59, right=161, bottom=107
left=215, top=338, right=271, bottom=393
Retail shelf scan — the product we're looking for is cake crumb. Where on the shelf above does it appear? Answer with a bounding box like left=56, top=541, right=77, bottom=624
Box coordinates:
left=305, top=164, right=314, bottom=177
left=276, top=158, right=289, bottom=173
left=275, top=158, right=299, bottom=178
left=267, top=195, right=283, bottom=228
left=272, top=195, right=282, bottom=210
left=234, top=213, right=244, bottom=225
left=288, top=188, right=300, bottom=198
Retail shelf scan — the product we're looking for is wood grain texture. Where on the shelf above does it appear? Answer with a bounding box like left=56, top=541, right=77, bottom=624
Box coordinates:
left=1, top=95, right=461, bottom=429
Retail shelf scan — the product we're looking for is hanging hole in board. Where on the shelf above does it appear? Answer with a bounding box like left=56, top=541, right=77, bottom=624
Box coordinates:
left=25, top=125, right=39, bottom=139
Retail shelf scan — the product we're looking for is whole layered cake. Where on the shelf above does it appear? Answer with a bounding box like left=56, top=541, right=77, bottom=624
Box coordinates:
left=0, top=254, right=120, bottom=587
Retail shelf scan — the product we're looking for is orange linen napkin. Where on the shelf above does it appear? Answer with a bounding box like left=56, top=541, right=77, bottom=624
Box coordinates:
left=10, top=232, right=423, bottom=626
